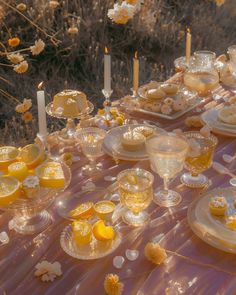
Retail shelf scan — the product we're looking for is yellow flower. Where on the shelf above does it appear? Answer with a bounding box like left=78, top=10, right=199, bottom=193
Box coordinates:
left=110, top=108, right=119, bottom=116
left=104, top=274, right=124, bottom=295
left=15, top=98, right=32, bottom=113
left=215, top=0, right=225, bottom=6
left=67, top=27, right=79, bottom=34
left=8, top=37, right=20, bottom=47
left=116, top=116, right=124, bottom=126
left=7, top=53, right=24, bottom=64
left=49, top=1, right=60, bottom=9
left=21, top=111, right=33, bottom=123
left=13, top=60, right=28, bottom=74
left=16, top=3, right=27, bottom=12
left=62, top=153, right=73, bottom=166
left=98, top=108, right=105, bottom=115
left=144, top=242, right=167, bottom=265
left=30, top=39, right=45, bottom=55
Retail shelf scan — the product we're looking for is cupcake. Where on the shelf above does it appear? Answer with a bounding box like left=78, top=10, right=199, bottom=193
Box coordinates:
left=22, top=176, right=40, bottom=199
left=209, top=196, right=227, bottom=216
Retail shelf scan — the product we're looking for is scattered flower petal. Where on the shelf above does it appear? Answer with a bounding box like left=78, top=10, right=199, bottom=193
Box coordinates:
left=104, top=175, right=117, bottom=182
left=108, top=2, right=135, bottom=25
left=7, top=53, right=24, bottom=64
left=21, top=111, right=33, bottom=123
left=144, top=242, right=167, bottom=265
left=104, top=273, right=124, bottom=295
left=8, top=219, right=14, bottom=231
left=113, top=256, right=125, bottom=269
left=125, top=249, right=139, bottom=261
left=16, top=3, right=27, bottom=11
left=82, top=181, right=96, bottom=191
left=0, top=231, right=9, bottom=244
left=35, top=260, right=62, bottom=282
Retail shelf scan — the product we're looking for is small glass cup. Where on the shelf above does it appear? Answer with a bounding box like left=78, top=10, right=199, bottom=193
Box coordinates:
left=117, top=168, right=154, bottom=227
left=75, top=127, right=106, bottom=175
left=46, top=132, right=62, bottom=161
left=146, top=133, right=189, bottom=207
left=181, top=131, right=218, bottom=188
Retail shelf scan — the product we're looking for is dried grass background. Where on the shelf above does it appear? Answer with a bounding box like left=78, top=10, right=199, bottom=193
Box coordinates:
left=0, top=0, right=236, bottom=145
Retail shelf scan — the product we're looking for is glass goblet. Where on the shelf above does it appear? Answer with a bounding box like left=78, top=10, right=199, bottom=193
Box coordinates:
left=75, top=127, right=106, bottom=175
left=146, top=133, right=189, bottom=207
left=181, top=131, right=218, bottom=188
left=117, top=168, right=154, bottom=227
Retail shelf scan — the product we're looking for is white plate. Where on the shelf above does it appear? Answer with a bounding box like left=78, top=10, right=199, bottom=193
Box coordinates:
left=102, top=124, right=165, bottom=161
left=201, top=109, right=236, bottom=137
left=188, top=187, right=236, bottom=253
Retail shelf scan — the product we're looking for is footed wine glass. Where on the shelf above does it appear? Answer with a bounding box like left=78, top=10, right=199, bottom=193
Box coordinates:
left=75, top=127, right=106, bottom=175
left=146, top=133, right=189, bottom=207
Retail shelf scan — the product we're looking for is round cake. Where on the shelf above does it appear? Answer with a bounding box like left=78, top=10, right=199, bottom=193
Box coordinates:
left=121, top=131, right=145, bottom=151
left=53, top=90, right=88, bottom=117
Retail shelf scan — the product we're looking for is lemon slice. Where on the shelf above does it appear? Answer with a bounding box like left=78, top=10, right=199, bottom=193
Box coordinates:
left=72, top=220, right=92, bottom=246
left=69, top=202, right=94, bottom=220
left=36, top=161, right=65, bottom=188
left=8, top=161, right=29, bottom=181
left=19, top=144, right=45, bottom=169
left=94, top=201, right=115, bottom=221
left=92, top=220, right=115, bottom=241
left=0, top=146, right=19, bottom=170
left=0, top=176, right=21, bottom=206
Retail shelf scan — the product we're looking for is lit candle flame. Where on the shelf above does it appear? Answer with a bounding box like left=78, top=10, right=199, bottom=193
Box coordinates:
left=105, top=46, right=109, bottom=54
left=187, top=28, right=191, bottom=34
left=135, top=51, right=138, bottom=59
left=38, top=81, right=44, bottom=90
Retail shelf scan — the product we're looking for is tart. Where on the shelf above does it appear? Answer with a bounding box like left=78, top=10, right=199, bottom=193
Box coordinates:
left=209, top=196, right=227, bottom=216
left=121, top=131, right=145, bottom=151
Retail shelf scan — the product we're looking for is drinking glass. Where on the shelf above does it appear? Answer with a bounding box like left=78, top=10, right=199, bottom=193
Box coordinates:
left=228, top=45, right=236, bottom=78
left=184, top=51, right=219, bottom=97
left=117, top=168, right=154, bottom=227
left=46, top=132, right=62, bottom=161
left=146, top=133, right=189, bottom=207
left=75, top=127, right=106, bottom=175
left=181, top=131, right=218, bottom=188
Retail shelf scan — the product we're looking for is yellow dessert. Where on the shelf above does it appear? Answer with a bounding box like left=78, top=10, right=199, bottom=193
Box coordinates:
left=53, top=90, right=88, bottom=117
left=146, top=88, right=165, bottom=100
left=226, top=215, right=236, bottom=230
left=161, top=83, right=179, bottom=96
left=121, top=131, right=145, bottom=151
left=72, top=220, right=92, bottom=246
left=92, top=220, right=115, bottom=241
left=19, top=144, right=45, bottom=169
left=0, top=176, right=21, bottom=206
left=36, top=161, right=65, bottom=188
left=94, top=201, right=116, bottom=221
left=69, top=202, right=94, bottom=220
left=209, top=196, right=227, bottom=216
left=0, top=146, right=19, bottom=170
left=22, top=176, right=40, bottom=199
left=133, top=126, right=155, bottom=138
left=8, top=161, right=29, bottom=181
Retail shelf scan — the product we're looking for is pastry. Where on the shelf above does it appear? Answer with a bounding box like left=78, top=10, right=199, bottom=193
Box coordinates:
left=73, top=220, right=92, bottom=246
left=218, top=106, right=236, bottom=125
left=146, top=88, right=166, bottom=100
left=0, top=176, right=21, bottom=206
left=226, top=214, right=236, bottom=230
left=121, top=131, right=145, bottom=151
left=161, top=83, right=178, bottom=96
left=53, top=90, right=88, bottom=117
left=209, top=196, right=227, bottom=216
left=36, top=161, right=65, bottom=188
left=133, top=126, right=155, bottom=138
left=8, top=161, right=29, bottom=181
left=22, top=175, right=40, bottom=198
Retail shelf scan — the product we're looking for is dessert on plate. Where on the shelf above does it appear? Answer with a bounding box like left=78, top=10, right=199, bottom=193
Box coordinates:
left=133, top=126, right=155, bottom=138
left=53, top=90, right=88, bottom=117
left=121, top=131, right=146, bottom=151
left=218, top=106, right=236, bottom=125
left=208, top=196, right=227, bottom=216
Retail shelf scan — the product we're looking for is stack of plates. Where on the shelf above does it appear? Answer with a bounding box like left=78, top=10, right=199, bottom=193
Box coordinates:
left=201, top=108, right=236, bottom=137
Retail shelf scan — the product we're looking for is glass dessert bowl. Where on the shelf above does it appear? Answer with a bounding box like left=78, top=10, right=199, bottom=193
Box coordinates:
left=181, top=131, right=218, bottom=188
left=117, top=168, right=154, bottom=227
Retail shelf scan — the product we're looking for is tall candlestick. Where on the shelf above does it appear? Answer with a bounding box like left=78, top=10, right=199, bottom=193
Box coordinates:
left=104, top=47, right=111, bottom=92
left=37, top=82, right=47, bottom=139
left=133, top=51, right=139, bottom=96
left=186, top=28, right=192, bottom=65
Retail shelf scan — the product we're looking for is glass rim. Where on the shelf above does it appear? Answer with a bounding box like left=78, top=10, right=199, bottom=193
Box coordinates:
left=183, top=131, right=218, bottom=147
left=194, top=50, right=216, bottom=57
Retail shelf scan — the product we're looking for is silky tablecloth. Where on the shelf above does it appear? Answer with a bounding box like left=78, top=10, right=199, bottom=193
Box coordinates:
left=1, top=75, right=236, bottom=295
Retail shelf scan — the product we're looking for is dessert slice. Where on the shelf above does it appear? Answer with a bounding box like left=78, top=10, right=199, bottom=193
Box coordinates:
left=0, top=176, right=21, bottom=206
left=73, top=220, right=92, bottom=246
left=121, top=131, right=145, bottom=151
left=36, top=162, right=65, bottom=188
left=209, top=196, right=227, bottom=216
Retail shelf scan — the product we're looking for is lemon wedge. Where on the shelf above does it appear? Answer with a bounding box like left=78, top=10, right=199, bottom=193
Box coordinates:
left=92, top=220, right=115, bottom=241
left=36, top=161, right=65, bottom=188
left=19, top=144, right=45, bottom=169
left=0, top=146, right=19, bottom=170
left=69, top=202, right=94, bottom=220
left=72, top=220, right=92, bottom=246
left=0, top=176, right=21, bottom=206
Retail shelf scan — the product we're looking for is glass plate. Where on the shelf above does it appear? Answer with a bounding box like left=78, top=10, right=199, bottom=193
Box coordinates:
left=188, top=187, right=236, bottom=253
left=60, top=224, right=121, bottom=260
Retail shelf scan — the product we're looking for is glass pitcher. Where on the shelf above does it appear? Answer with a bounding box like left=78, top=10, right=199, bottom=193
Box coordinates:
left=183, top=51, right=219, bottom=97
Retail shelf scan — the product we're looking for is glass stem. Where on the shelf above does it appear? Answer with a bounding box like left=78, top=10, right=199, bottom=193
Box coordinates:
left=164, top=177, right=169, bottom=191
left=89, top=158, right=96, bottom=170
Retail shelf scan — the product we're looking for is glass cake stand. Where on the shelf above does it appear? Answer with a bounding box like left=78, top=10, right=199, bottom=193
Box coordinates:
left=46, top=101, right=94, bottom=139
left=1, top=162, right=71, bottom=235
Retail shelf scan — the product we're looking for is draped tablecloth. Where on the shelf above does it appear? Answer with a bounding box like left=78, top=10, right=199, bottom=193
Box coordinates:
left=1, top=74, right=236, bottom=295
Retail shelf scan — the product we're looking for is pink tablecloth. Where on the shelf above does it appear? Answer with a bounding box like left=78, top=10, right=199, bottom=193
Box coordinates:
left=1, top=77, right=236, bottom=295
